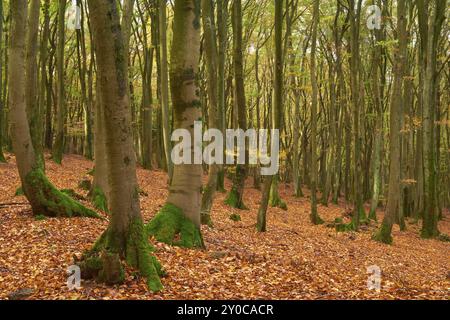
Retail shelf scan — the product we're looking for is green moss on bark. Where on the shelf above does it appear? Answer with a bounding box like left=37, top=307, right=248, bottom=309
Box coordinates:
left=372, top=223, right=393, bottom=244
left=79, top=218, right=163, bottom=292
left=91, top=187, right=109, bottom=213
left=368, top=208, right=378, bottom=221
left=24, top=169, right=100, bottom=218
left=126, top=218, right=164, bottom=292
left=225, top=187, right=248, bottom=210
left=146, top=203, right=204, bottom=249
left=269, top=181, right=288, bottom=211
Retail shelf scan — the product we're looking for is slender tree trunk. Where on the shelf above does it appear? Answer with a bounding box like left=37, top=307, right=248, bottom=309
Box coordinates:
left=309, top=0, right=324, bottom=225
left=0, top=0, right=6, bottom=163
left=159, top=0, right=173, bottom=180
left=225, top=0, right=248, bottom=210
left=348, top=0, right=365, bottom=229
left=258, top=0, right=284, bottom=231
left=200, top=0, right=220, bottom=226
left=374, top=0, right=407, bottom=244
left=368, top=0, right=386, bottom=221
left=216, top=0, right=228, bottom=192
left=52, top=0, right=66, bottom=164
left=25, top=0, right=43, bottom=167
left=39, top=0, right=51, bottom=157
left=420, top=0, right=445, bottom=238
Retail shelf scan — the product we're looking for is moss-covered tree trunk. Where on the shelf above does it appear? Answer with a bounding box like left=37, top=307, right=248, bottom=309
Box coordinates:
left=225, top=0, right=248, bottom=210
left=52, top=0, right=66, bottom=164
left=147, top=0, right=204, bottom=249
left=8, top=0, right=99, bottom=219
left=82, top=0, right=163, bottom=292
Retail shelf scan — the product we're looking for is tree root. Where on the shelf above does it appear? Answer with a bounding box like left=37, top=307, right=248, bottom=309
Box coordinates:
left=79, top=218, right=163, bottom=292
left=24, top=169, right=101, bottom=218
left=146, top=203, right=204, bottom=249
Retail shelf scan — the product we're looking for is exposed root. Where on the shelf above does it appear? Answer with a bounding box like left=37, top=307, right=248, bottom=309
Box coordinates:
left=79, top=218, right=163, bottom=292
left=24, top=169, right=101, bottom=218
left=146, top=203, right=204, bottom=249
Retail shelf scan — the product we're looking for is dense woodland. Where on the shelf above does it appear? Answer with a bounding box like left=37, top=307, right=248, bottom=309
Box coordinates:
left=0, top=0, right=449, bottom=300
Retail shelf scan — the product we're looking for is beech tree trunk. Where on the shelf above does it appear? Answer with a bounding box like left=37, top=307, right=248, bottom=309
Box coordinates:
left=52, top=0, right=66, bottom=164
left=146, top=0, right=204, bottom=249
left=8, top=0, right=99, bottom=219
left=225, top=0, right=248, bottom=210
left=82, top=0, right=163, bottom=292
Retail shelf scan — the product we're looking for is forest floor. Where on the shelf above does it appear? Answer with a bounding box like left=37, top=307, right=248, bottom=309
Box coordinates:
left=0, top=153, right=449, bottom=300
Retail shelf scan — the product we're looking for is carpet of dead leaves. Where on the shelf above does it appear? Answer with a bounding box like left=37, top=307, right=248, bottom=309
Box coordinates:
left=0, top=153, right=449, bottom=300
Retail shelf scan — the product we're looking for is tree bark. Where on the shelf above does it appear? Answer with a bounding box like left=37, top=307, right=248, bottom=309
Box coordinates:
left=82, top=0, right=163, bottom=292
left=147, top=0, right=204, bottom=249
left=52, top=0, right=66, bottom=164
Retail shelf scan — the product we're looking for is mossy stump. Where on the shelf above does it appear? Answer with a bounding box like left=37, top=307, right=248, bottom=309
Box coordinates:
left=24, top=169, right=100, bottom=218
left=146, top=204, right=204, bottom=249
left=79, top=219, right=163, bottom=292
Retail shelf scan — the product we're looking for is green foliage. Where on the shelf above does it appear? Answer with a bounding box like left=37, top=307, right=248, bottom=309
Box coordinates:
left=146, top=203, right=204, bottom=249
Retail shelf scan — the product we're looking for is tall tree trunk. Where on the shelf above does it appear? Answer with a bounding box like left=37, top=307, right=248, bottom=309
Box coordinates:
left=200, top=0, right=220, bottom=226
left=0, top=0, right=6, bottom=163
left=216, top=0, right=228, bottom=192
left=420, top=0, right=445, bottom=238
left=159, top=0, right=173, bottom=180
left=25, top=0, right=43, bottom=167
left=309, top=0, right=324, bottom=225
left=374, top=0, right=407, bottom=244
left=268, top=0, right=287, bottom=211
left=52, top=0, right=66, bottom=164
left=81, top=0, right=163, bottom=292
left=76, top=0, right=93, bottom=160
left=39, top=0, right=51, bottom=157
left=258, top=0, right=284, bottom=232
left=147, top=0, right=204, bottom=249
left=225, top=0, right=248, bottom=210
left=348, top=0, right=365, bottom=230
left=368, top=0, right=386, bottom=221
